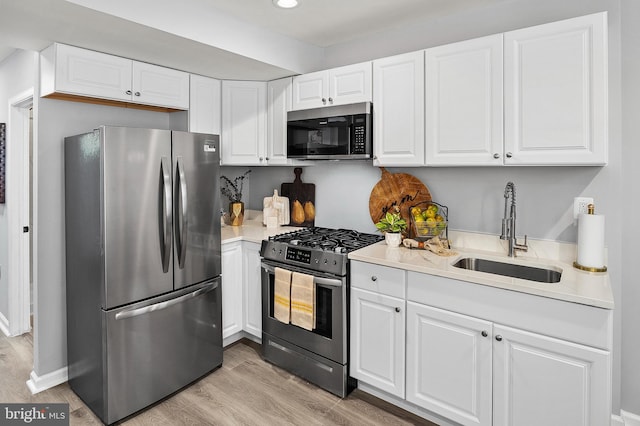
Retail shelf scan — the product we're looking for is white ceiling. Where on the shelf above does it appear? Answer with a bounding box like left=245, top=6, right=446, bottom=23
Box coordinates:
left=0, top=0, right=506, bottom=80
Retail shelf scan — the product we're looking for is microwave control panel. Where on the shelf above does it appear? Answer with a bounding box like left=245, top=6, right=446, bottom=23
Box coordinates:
left=352, top=124, right=366, bottom=154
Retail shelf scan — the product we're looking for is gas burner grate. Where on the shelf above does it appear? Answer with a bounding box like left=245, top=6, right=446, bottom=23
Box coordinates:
left=269, top=227, right=383, bottom=253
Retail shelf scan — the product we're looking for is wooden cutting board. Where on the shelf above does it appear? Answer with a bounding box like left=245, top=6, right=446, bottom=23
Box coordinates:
left=281, top=168, right=316, bottom=227
left=369, top=167, right=432, bottom=227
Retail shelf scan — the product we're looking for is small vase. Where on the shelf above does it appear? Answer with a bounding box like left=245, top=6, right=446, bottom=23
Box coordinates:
left=229, top=201, right=244, bottom=226
left=384, top=232, right=402, bottom=247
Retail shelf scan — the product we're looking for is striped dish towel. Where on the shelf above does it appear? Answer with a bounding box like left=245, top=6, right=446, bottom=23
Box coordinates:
left=290, top=271, right=315, bottom=331
left=274, top=267, right=292, bottom=324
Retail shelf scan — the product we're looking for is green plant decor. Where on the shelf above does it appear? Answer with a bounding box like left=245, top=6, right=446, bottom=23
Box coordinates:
left=375, top=208, right=408, bottom=234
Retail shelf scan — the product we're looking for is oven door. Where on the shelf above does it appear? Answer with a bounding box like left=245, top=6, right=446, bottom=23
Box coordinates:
left=261, top=259, right=347, bottom=364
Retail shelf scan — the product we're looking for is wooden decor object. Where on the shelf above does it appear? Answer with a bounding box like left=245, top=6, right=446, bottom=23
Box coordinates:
left=281, top=168, right=316, bottom=227
left=368, top=167, right=432, bottom=226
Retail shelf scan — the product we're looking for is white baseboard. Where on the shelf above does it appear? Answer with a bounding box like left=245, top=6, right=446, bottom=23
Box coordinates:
left=26, top=367, right=68, bottom=394
left=621, top=410, right=640, bottom=426
left=0, top=311, right=10, bottom=337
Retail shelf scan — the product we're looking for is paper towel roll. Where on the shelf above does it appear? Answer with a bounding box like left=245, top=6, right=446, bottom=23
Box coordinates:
left=576, top=213, right=606, bottom=268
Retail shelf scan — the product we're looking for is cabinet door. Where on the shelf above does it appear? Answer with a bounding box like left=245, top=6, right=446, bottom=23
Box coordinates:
left=221, top=242, right=243, bottom=342
left=372, top=51, right=425, bottom=166
left=267, top=77, right=292, bottom=165
left=189, top=74, right=221, bottom=135
left=493, top=324, right=610, bottom=426
left=328, top=62, right=372, bottom=106
left=350, top=287, right=405, bottom=397
left=407, top=303, right=493, bottom=426
left=132, top=61, right=190, bottom=109
left=221, top=81, right=267, bottom=165
left=504, top=12, right=608, bottom=165
left=242, top=242, right=262, bottom=339
left=51, top=43, right=132, bottom=102
left=425, top=35, right=503, bottom=166
left=292, top=70, right=328, bottom=110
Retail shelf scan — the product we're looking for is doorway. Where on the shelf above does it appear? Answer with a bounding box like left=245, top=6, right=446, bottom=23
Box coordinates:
left=5, top=89, right=33, bottom=336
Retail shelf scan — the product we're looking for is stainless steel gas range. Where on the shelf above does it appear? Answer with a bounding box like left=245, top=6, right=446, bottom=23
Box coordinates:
left=260, top=227, right=383, bottom=397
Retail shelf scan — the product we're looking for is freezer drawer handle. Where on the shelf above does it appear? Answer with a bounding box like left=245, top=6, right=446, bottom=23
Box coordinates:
left=175, top=157, right=188, bottom=269
left=159, top=156, right=173, bottom=273
left=115, top=282, right=219, bottom=320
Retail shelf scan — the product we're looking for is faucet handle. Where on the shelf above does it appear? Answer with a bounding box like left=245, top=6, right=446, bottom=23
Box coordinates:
left=515, top=235, right=529, bottom=252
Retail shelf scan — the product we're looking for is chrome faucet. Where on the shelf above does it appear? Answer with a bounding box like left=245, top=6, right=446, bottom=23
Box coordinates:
left=500, top=182, right=528, bottom=257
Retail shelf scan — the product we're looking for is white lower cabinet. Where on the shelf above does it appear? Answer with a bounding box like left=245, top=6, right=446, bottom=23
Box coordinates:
left=406, top=303, right=492, bottom=426
left=351, top=287, right=405, bottom=398
left=350, top=262, right=612, bottom=426
left=242, top=242, right=262, bottom=338
left=406, top=301, right=610, bottom=426
left=221, top=241, right=243, bottom=340
left=492, top=325, right=610, bottom=426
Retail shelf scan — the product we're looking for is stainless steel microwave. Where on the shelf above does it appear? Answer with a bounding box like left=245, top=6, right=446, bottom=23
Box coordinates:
left=287, top=102, right=372, bottom=160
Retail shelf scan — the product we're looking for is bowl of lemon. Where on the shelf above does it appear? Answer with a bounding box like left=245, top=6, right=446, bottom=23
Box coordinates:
left=410, top=201, right=448, bottom=241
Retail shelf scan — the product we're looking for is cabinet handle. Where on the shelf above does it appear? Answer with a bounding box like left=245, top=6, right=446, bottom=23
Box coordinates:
left=506, top=152, right=513, bottom=158
left=373, top=156, right=378, bottom=160
left=495, top=335, right=503, bottom=341
left=265, top=157, right=269, bottom=161
left=395, top=307, right=401, bottom=313
left=493, top=153, right=500, bottom=159
left=371, top=276, right=377, bottom=282
left=481, top=331, right=488, bottom=337
left=135, top=91, right=141, bottom=97
left=328, top=97, right=333, bottom=103
left=126, top=90, right=132, bottom=95
left=259, top=157, right=264, bottom=161
left=322, top=98, right=327, bottom=104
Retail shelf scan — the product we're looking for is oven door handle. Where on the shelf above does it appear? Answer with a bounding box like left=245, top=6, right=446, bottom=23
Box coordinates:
left=261, top=262, right=343, bottom=288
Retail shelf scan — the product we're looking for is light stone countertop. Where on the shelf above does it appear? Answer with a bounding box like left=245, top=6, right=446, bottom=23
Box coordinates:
left=221, top=210, right=301, bottom=244
left=348, top=230, right=614, bottom=310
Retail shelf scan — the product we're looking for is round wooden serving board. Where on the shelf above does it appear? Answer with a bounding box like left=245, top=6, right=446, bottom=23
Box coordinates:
left=369, top=168, right=432, bottom=225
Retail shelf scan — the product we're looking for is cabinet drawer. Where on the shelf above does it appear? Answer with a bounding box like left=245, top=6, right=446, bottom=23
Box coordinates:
left=351, top=261, right=405, bottom=298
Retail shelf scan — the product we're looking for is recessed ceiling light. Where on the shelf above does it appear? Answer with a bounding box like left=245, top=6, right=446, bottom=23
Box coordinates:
left=273, top=0, right=299, bottom=8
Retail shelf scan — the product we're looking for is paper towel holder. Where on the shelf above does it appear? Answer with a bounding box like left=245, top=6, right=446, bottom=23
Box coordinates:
left=572, top=261, right=607, bottom=273
left=573, top=204, right=607, bottom=272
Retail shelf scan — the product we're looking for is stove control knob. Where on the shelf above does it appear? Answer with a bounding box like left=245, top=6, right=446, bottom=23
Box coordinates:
left=315, top=259, right=319, bottom=264
left=278, top=250, right=283, bottom=255
left=324, top=259, right=328, bottom=264
left=371, top=276, right=378, bottom=282
left=271, top=248, right=276, bottom=253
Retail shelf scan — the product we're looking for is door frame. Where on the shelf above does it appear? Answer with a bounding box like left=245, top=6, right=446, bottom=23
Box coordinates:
left=5, top=88, right=33, bottom=336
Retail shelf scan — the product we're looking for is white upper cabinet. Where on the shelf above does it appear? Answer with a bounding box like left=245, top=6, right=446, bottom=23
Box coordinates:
left=267, top=77, right=293, bottom=165
left=291, top=62, right=372, bottom=110
left=504, top=12, right=608, bottom=165
left=40, top=43, right=189, bottom=110
left=189, top=74, right=222, bottom=135
left=221, top=80, right=268, bottom=165
left=372, top=51, right=425, bottom=166
left=425, top=34, right=504, bottom=166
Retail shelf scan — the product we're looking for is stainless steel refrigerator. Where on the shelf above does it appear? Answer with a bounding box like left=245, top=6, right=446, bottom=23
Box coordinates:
left=64, top=126, right=222, bottom=425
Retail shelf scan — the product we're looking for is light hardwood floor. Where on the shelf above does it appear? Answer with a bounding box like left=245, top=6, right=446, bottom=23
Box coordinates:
left=0, top=333, right=438, bottom=425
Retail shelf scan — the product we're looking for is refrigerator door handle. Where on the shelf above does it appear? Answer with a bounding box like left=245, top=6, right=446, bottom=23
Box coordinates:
left=160, top=156, right=173, bottom=273
left=175, top=157, right=188, bottom=269
left=115, top=281, right=219, bottom=320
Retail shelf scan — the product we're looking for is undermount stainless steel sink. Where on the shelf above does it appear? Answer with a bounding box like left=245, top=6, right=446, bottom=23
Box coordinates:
left=452, top=257, right=562, bottom=284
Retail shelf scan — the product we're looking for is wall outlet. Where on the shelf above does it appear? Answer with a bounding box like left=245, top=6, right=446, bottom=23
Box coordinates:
left=573, top=197, right=594, bottom=219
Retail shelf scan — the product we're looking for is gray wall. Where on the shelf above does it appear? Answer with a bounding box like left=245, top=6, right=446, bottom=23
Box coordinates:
left=34, top=96, right=183, bottom=375
left=620, top=0, right=640, bottom=416
left=0, top=50, right=37, bottom=323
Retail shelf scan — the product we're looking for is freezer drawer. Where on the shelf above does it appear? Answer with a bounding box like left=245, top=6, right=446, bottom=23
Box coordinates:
left=103, top=279, right=222, bottom=424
